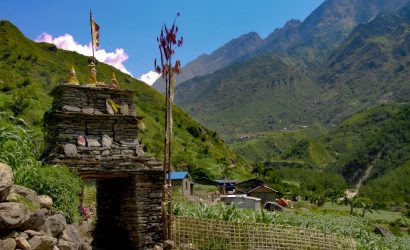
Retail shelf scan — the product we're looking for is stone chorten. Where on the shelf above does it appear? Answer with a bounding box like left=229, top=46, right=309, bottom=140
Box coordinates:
left=42, top=72, right=164, bottom=249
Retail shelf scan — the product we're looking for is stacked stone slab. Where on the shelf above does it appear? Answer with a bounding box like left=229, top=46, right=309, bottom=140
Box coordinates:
left=42, top=84, right=164, bottom=249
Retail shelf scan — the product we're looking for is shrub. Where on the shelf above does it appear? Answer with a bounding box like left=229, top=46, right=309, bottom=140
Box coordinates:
left=0, top=112, right=82, bottom=222
left=19, top=165, right=82, bottom=223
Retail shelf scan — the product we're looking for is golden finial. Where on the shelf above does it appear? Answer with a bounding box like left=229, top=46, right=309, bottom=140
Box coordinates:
left=108, top=71, right=120, bottom=89
left=67, top=65, right=79, bottom=85
left=86, top=60, right=97, bottom=86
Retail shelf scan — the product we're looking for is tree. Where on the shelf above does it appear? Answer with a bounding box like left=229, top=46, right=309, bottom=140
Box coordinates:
left=155, top=13, right=183, bottom=240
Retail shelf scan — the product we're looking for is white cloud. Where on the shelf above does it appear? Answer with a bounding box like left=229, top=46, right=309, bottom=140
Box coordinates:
left=138, top=71, right=161, bottom=86
left=35, top=32, right=132, bottom=76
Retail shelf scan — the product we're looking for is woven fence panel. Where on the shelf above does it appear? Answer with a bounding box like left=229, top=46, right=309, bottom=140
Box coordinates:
left=174, top=216, right=356, bottom=250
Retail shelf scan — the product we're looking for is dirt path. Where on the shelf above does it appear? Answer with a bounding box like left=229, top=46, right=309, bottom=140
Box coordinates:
left=355, top=151, right=381, bottom=190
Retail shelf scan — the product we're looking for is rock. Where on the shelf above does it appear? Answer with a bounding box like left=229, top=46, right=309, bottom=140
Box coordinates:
left=120, top=104, right=129, bottom=115
left=163, top=240, right=175, bottom=250
left=24, top=230, right=43, bottom=236
left=38, top=195, right=53, bottom=209
left=94, top=109, right=103, bottom=115
left=86, top=139, right=101, bottom=147
left=16, top=237, right=31, bottom=250
left=0, top=202, right=30, bottom=232
left=79, top=220, right=92, bottom=238
left=19, top=232, right=29, bottom=239
left=28, top=235, right=57, bottom=250
left=41, top=214, right=67, bottom=237
left=22, top=208, right=47, bottom=231
left=9, top=185, right=40, bottom=205
left=101, top=150, right=110, bottom=156
left=135, top=145, right=145, bottom=157
left=57, top=224, right=83, bottom=250
left=79, top=242, right=92, bottom=250
left=77, top=136, right=86, bottom=147
left=0, top=163, right=13, bottom=202
left=82, top=108, right=94, bottom=114
left=7, top=231, right=19, bottom=238
left=6, top=193, right=21, bottom=202
left=101, top=134, right=112, bottom=148
left=63, top=144, right=77, bottom=158
left=374, top=225, right=394, bottom=237
left=0, top=238, right=16, bottom=250
left=57, top=239, right=78, bottom=250
left=60, top=224, right=81, bottom=245
left=153, top=245, right=163, bottom=250
left=62, top=105, right=81, bottom=112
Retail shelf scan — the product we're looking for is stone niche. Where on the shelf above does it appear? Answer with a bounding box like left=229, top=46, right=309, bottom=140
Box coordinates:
left=42, top=83, right=164, bottom=249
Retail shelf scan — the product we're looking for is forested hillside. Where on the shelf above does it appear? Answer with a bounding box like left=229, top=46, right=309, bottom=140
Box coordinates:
left=0, top=20, right=250, bottom=179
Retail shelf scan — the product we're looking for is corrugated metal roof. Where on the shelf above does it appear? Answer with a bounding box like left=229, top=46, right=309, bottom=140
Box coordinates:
left=214, top=180, right=238, bottom=184
left=168, top=171, right=189, bottom=180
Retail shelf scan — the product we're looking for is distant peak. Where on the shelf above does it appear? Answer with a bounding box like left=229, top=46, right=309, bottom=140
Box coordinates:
left=284, top=19, right=302, bottom=28
left=238, top=31, right=263, bottom=41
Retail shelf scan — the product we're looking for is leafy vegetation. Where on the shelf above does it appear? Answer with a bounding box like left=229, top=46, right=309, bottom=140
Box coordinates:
left=0, top=112, right=82, bottom=222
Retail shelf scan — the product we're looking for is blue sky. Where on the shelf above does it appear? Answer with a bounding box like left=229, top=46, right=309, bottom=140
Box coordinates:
left=0, top=0, right=324, bottom=81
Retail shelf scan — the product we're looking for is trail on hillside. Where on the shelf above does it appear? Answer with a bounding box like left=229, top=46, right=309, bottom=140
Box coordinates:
left=355, top=152, right=381, bottom=190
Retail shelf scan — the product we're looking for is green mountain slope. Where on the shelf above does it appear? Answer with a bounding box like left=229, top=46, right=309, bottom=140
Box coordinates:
left=232, top=104, right=399, bottom=170
left=175, top=54, right=320, bottom=137
left=0, top=20, right=250, bottom=179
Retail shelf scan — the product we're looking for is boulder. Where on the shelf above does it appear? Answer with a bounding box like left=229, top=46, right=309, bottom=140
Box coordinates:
left=0, top=202, right=30, bottom=232
left=57, top=239, right=78, bottom=250
left=0, top=238, right=16, bottom=250
left=16, top=236, right=30, bottom=250
left=22, top=208, right=47, bottom=231
left=59, top=224, right=82, bottom=249
left=79, top=220, right=92, bottom=238
left=64, top=144, right=77, bottom=158
left=28, top=235, right=57, bottom=250
left=41, top=214, right=67, bottom=237
left=9, top=185, right=40, bottom=205
left=38, top=195, right=53, bottom=209
left=0, top=163, right=13, bottom=202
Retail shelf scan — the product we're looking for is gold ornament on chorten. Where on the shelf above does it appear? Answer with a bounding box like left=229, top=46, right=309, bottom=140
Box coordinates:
left=86, top=61, right=97, bottom=86
left=67, top=65, right=79, bottom=85
left=108, top=71, right=120, bottom=89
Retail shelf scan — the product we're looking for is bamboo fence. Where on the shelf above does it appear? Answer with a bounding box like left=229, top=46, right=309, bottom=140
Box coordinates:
left=173, top=216, right=356, bottom=250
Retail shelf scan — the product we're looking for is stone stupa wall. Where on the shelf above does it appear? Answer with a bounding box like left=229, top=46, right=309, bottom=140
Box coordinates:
left=42, top=83, right=164, bottom=249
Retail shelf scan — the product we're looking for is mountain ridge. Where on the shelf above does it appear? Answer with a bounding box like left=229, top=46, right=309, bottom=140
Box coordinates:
left=152, top=31, right=265, bottom=92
